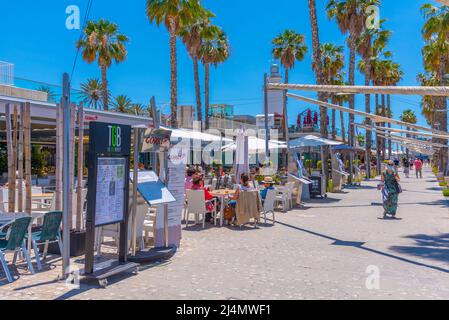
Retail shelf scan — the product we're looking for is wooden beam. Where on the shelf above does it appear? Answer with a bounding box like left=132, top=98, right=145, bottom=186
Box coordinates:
left=76, top=104, right=84, bottom=232
left=24, top=102, right=32, bottom=215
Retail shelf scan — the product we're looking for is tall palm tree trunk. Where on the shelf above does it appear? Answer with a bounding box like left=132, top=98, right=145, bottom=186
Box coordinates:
left=283, top=69, right=290, bottom=168
left=381, top=94, right=386, bottom=161
left=375, top=94, right=381, bottom=174
left=308, top=0, right=329, bottom=183
left=101, top=66, right=108, bottom=110
left=437, top=57, right=448, bottom=173
left=364, top=60, right=372, bottom=179
left=387, top=95, right=392, bottom=159
left=169, top=24, right=178, bottom=128
left=331, top=108, right=336, bottom=139
left=347, top=36, right=357, bottom=183
left=205, top=63, right=210, bottom=130
left=193, top=57, right=202, bottom=125
left=340, top=108, right=346, bottom=144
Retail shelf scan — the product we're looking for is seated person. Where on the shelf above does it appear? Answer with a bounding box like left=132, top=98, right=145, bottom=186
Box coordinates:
left=191, top=176, right=215, bottom=222
left=185, top=167, right=197, bottom=190
left=259, top=176, right=275, bottom=204
left=228, top=173, right=255, bottom=208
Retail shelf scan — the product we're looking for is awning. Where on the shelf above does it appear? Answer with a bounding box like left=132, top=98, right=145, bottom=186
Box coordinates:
left=289, top=135, right=343, bottom=148
left=222, top=136, right=286, bottom=152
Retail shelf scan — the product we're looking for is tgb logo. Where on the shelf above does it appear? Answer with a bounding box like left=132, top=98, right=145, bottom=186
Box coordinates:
left=108, top=125, right=122, bottom=152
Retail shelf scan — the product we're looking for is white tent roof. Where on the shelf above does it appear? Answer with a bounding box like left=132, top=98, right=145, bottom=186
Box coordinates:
left=289, top=135, right=343, bottom=148
left=162, top=127, right=232, bottom=143
left=222, top=136, right=286, bottom=152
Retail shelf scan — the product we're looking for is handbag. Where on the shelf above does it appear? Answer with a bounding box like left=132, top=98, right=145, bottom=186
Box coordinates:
left=394, top=180, right=403, bottom=194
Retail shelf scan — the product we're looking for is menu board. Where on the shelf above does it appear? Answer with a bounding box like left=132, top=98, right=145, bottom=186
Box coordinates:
left=130, top=170, right=176, bottom=206
left=166, top=156, right=186, bottom=228
left=95, top=157, right=126, bottom=226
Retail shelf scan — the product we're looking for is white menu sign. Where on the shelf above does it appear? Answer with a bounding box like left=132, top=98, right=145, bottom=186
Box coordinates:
left=95, top=157, right=126, bottom=226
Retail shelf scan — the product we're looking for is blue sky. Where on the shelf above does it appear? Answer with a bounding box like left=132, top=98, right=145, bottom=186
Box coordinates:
left=0, top=0, right=437, bottom=127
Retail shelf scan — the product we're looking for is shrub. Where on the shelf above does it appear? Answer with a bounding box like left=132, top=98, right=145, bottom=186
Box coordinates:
left=317, top=160, right=323, bottom=171
left=439, top=181, right=447, bottom=187
left=443, top=189, right=449, bottom=197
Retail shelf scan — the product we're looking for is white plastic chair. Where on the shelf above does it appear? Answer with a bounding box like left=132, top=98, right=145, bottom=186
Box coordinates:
left=286, top=182, right=295, bottom=209
left=184, top=190, right=216, bottom=228
left=275, top=186, right=289, bottom=212
left=262, top=189, right=276, bottom=225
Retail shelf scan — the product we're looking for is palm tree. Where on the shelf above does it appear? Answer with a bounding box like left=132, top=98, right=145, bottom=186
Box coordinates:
left=36, top=86, right=56, bottom=103
left=417, top=72, right=438, bottom=126
left=199, top=28, right=230, bottom=130
left=128, top=103, right=147, bottom=116
left=356, top=19, right=390, bottom=175
left=272, top=29, right=308, bottom=149
left=316, top=43, right=344, bottom=139
left=77, top=19, right=128, bottom=110
left=112, top=95, right=132, bottom=113
left=421, top=3, right=449, bottom=171
left=179, top=12, right=216, bottom=124
left=146, top=0, right=204, bottom=128
left=80, top=79, right=104, bottom=109
left=330, top=74, right=349, bottom=143
left=327, top=0, right=379, bottom=151
left=400, top=109, right=418, bottom=159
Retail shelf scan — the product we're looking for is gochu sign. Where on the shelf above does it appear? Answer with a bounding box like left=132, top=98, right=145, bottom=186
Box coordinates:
left=141, top=127, right=172, bottom=153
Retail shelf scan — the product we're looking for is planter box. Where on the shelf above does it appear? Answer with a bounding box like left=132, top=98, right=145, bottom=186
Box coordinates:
left=43, top=230, right=86, bottom=257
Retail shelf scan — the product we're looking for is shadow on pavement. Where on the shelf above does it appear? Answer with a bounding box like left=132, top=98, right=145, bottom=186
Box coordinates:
left=390, top=233, right=449, bottom=265
left=274, top=220, right=449, bottom=274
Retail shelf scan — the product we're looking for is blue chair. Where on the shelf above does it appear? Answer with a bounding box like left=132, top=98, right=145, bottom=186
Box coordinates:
left=26, top=211, right=62, bottom=271
left=0, top=217, right=35, bottom=283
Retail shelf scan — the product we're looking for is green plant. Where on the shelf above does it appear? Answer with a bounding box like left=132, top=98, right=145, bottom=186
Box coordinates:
left=317, top=160, right=323, bottom=171
left=443, top=189, right=449, bottom=197
left=439, top=181, right=447, bottom=187
left=305, top=159, right=312, bottom=174
left=327, top=179, right=333, bottom=193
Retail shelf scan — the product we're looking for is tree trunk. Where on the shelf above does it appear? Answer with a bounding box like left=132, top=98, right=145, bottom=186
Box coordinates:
left=387, top=95, right=392, bottom=159
left=205, top=63, right=210, bottom=130
left=12, top=107, right=18, bottom=211
left=364, top=59, right=372, bottom=179
left=347, top=35, right=357, bottom=183
left=283, top=69, right=290, bottom=168
left=101, top=66, right=108, bottom=110
left=437, top=56, right=448, bottom=173
left=340, top=109, right=346, bottom=144
left=308, top=0, right=329, bottom=183
left=193, top=57, right=202, bottom=125
left=331, top=108, right=336, bottom=139
left=169, top=22, right=178, bottom=128
left=381, top=94, right=386, bottom=161
left=375, top=94, right=381, bottom=175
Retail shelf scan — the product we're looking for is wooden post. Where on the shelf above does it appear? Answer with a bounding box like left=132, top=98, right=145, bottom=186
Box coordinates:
left=24, top=103, right=32, bottom=215
left=55, top=102, right=63, bottom=211
left=12, top=106, right=18, bottom=212
left=67, top=103, right=76, bottom=231
left=76, top=103, right=85, bottom=231
left=5, top=104, right=15, bottom=213
left=17, top=104, right=24, bottom=212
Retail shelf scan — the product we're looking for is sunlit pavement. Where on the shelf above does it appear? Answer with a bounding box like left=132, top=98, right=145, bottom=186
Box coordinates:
left=1, top=167, right=448, bottom=300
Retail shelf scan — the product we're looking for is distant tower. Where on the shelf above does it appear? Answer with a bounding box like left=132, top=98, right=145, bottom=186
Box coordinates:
left=267, top=64, right=284, bottom=115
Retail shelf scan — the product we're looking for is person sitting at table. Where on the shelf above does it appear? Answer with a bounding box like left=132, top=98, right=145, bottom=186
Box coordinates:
left=259, top=176, right=275, bottom=205
left=185, top=167, right=197, bottom=190
left=227, top=173, right=255, bottom=208
left=191, top=176, right=215, bottom=223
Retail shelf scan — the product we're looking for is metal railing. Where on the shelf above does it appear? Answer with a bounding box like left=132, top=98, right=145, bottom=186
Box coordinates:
left=0, top=61, right=14, bottom=86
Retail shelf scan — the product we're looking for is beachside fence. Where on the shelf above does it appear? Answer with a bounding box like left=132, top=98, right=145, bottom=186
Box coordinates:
left=0, top=61, right=14, bottom=86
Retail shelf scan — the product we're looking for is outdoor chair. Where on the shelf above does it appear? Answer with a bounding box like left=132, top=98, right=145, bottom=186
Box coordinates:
left=262, top=189, right=276, bottom=225
left=235, top=190, right=262, bottom=228
left=275, top=186, right=289, bottom=212
left=0, top=217, right=35, bottom=283
left=26, top=211, right=62, bottom=271
left=286, top=182, right=295, bottom=209
left=184, top=190, right=217, bottom=229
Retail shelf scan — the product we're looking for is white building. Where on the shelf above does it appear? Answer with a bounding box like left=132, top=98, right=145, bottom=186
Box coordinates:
left=267, top=64, right=284, bottom=115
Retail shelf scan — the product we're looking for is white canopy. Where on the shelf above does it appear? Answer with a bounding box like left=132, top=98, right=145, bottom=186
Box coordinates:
left=289, top=135, right=343, bottom=148
left=162, top=127, right=232, bottom=143
left=222, top=136, right=286, bottom=152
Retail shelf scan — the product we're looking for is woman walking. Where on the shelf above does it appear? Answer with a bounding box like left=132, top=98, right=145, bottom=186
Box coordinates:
left=380, top=160, right=401, bottom=219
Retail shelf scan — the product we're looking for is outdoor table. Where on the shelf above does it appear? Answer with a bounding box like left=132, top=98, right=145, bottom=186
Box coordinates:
left=210, top=189, right=236, bottom=227
left=32, top=193, right=54, bottom=201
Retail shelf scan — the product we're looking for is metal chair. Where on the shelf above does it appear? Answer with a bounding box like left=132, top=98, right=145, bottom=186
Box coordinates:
left=0, top=217, right=35, bottom=283
left=262, top=189, right=276, bottom=225
left=26, top=211, right=63, bottom=271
